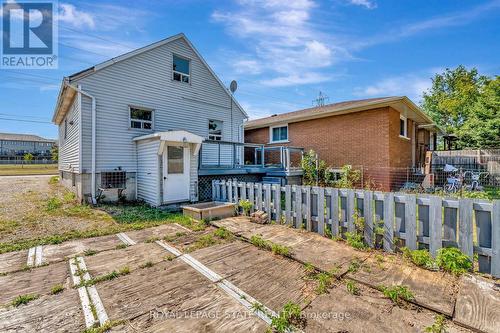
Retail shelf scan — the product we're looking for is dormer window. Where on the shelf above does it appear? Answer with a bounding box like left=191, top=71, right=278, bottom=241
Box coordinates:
left=173, top=55, right=190, bottom=83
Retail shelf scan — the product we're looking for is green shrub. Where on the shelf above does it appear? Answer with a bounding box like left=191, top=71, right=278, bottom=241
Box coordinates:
left=345, top=232, right=366, bottom=250
left=314, top=272, right=334, bottom=295
left=48, top=176, right=59, bottom=185
left=12, top=294, right=39, bottom=307
left=238, top=199, right=253, bottom=216
left=436, top=247, right=472, bottom=275
left=402, top=248, right=435, bottom=269
left=380, top=285, right=414, bottom=305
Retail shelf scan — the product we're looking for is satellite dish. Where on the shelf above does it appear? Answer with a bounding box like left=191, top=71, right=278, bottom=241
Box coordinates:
left=230, top=80, right=238, bottom=93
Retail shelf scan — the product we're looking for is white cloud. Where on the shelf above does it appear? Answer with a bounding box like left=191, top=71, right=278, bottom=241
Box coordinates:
left=58, top=3, right=95, bottom=29
left=212, top=0, right=346, bottom=87
left=347, top=0, right=377, bottom=9
left=354, top=73, right=432, bottom=102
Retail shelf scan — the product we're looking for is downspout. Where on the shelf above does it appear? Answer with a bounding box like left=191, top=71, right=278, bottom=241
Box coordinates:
left=66, top=83, right=97, bottom=204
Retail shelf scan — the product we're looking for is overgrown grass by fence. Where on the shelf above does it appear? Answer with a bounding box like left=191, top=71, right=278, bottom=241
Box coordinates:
left=212, top=180, right=500, bottom=278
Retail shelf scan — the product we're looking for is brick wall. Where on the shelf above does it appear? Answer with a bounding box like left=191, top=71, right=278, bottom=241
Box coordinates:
left=245, top=107, right=430, bottom=190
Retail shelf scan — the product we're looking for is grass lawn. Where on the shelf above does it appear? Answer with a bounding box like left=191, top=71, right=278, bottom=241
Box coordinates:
left=0, top=164, right=58, bottom=176
left=0, top=176, right=205, bottom=254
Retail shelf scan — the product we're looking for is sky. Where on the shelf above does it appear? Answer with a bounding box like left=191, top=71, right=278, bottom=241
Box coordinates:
left=0, top=0, right=499, bottom=139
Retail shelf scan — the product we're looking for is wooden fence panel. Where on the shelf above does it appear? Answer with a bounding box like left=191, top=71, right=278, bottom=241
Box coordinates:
left=347, top=190, right=356, bottom=233
left=363, top=191, right=374, bottom=247
left=492, top=201, right=500, bottom=276
left=211, top=180, right=500, bottom=278
left=405, top=194, right=417, bottom=250
left=285, top=185, right=292, bottom=225
left=459, top=199, right=474, bottom=260
left=274, top=185, right=282, bottom=224
left=331, top=189, right=339, bottom=237
left=305, top=187, right=312, bottom=231
left=383, top=192, right=394, bottom=252
left=317, top=187, right=325, bottom=236
left=294, top=186, right=302, bottom=229
left=429, top=196, right=442, bottom=257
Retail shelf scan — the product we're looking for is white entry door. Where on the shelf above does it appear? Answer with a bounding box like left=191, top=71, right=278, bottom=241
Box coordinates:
left=163, top=145, right=190, bottom=203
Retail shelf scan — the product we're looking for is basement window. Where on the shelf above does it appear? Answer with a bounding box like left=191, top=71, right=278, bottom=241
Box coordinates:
left=130, top=107, right=153, bottom=130
left=270, top=125, right=288, bottom=143
left=399, top=115, right=408, bottom=138
left=173, top=55, right=190, bottom=83
left=208, top=120, right=223, bottom=141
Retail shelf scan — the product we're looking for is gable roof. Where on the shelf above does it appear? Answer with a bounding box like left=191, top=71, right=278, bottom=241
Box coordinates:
left=244, top=96, right=436, bottom=130
left=0, top=132, right=55, bottom=143
left=56, top=33, right=247, bottom=119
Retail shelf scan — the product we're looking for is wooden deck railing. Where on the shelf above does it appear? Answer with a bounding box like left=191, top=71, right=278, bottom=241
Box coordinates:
left=212, top=180, right=500, bottom=278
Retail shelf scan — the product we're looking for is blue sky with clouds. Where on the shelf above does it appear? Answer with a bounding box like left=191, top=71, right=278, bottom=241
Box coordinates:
left=0, top=0, right=499, bottom=139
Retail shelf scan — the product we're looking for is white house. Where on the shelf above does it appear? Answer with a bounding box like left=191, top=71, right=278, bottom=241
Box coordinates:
left=52, top=33, right=248, bottom=206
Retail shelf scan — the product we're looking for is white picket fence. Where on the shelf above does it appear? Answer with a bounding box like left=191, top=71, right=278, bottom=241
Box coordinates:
left=212, top=180, right=500, bottom=278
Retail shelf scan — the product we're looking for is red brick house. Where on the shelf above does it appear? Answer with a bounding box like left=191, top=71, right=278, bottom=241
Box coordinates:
left=244, top=97, right=441, bottom=190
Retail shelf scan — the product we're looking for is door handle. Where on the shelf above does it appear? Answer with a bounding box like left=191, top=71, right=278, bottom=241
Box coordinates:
left=164, top=177, right=167, bottom=180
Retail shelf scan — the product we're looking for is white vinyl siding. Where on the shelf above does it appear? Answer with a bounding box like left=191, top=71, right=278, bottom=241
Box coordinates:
left=58, top=95, right=80, bottom=172
left=73, top=37, right=246, bottom=173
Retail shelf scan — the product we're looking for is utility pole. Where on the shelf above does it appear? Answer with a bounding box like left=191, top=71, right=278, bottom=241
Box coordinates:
left=312, top=91, right=329, bottom=107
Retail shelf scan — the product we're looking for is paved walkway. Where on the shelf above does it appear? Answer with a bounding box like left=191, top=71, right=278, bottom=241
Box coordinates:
left=0, top=217, right=496, bottom=332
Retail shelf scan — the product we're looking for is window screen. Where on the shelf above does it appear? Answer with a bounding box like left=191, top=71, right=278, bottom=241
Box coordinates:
left=208, top=120, right=223, bottom=141
left=173, top=55, right=190, bottom=83
left=271, top=126, right=288, bottom=142
left=130, top=107, right=153, bottom=130
left=168, top=146, right=184, bottom=174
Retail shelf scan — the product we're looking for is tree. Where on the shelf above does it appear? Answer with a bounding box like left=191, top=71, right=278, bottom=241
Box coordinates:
left=23, top=153, right=33, bottom=162
left=421, top=66, right=499, bottom=149
left=51, top=144, right=59, bottom=162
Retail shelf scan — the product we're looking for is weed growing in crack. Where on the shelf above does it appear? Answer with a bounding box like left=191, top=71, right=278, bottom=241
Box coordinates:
left=12, top=294, right=38, bottom=307
left=270, top=301, right=305, bottom=333
left=380, top=285, right=414, bottom=306
left=346, top=280, right=360, bottom=295
left=50, top=284, right=64, bottom=295
left=425, top=314, right=447, bottom=333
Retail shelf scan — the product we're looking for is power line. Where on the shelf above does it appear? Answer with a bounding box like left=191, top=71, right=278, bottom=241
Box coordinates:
left=0, top=117, right=52, bottom=124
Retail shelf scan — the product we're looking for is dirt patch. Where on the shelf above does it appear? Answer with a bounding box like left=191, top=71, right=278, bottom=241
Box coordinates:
left=0, top=176, right=192, bottom=254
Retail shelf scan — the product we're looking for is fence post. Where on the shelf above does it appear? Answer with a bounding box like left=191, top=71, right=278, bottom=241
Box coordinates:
left=459, top=199, right=474, bottom=260
left=305, top=186, right=312, bottom=231
left=221, top=180, right=227, bottom=201
left=492, top=200, right=500, bottom=277
left=256, top=183, right=263, bottom=211
left=233, top=181, right=239, bottom=204
left=212, top=180, right=217, bottom=201
left=248, top=184, right=255, bottom=213
left=363, top=191, right=374, bottom=248
left=285, top=185, right=292, bottom=225
left=347, top=190, right=355, bottom=233
left=240, top=182, right=246, bottom=201
left=227, top=180, right=233, bottom=203
left=429, top=196, right=442, bottom=257
left=295, top=186, right=302, bottom=229
left=274, top=184, right=282, bottom=224
left=215, top=180, right=221, bottom=201
left=383, top=192, right=394, bottom=252
left=317, top=187, right=325, bottom=236
left=330, top=189, right=339, bottom=238
left=405, top=194, right=417, bottom=250
left=264, top=184, right=271, bottom=215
